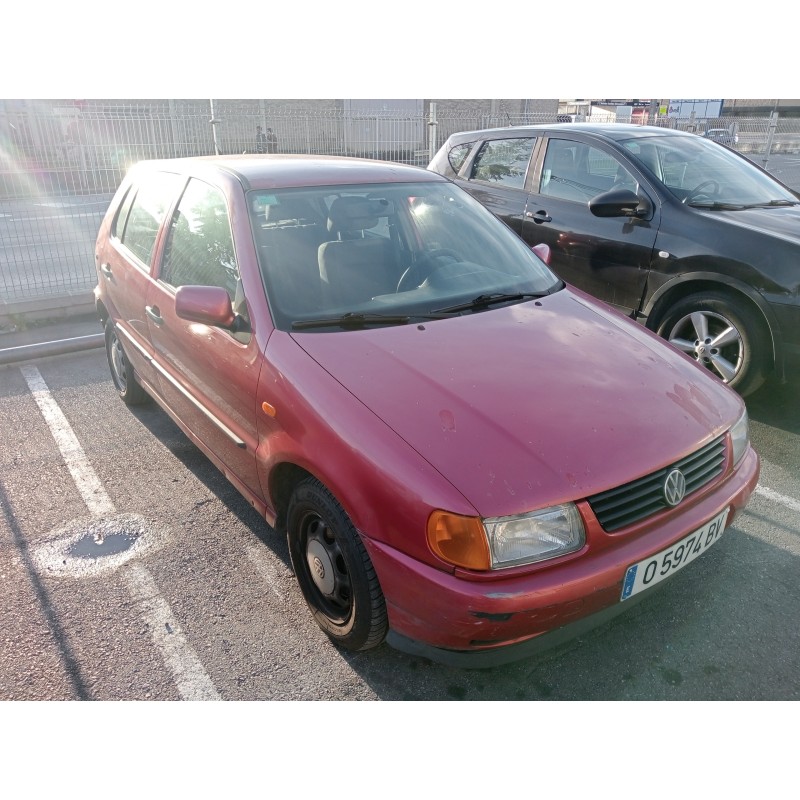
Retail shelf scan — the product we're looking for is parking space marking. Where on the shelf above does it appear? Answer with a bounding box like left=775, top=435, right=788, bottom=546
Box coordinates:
left=19, top=364, right=221, bottom=701
left=122, top=563, right=221, bottom=701
left=755, top=485, right=800, bottom=514
left=21, top=365, right=115, bottom=516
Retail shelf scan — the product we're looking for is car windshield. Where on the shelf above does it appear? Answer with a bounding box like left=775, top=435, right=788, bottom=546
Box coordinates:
left=619, top=134, right=797, bottom=207
left=248, top=181, right=561, bottom=331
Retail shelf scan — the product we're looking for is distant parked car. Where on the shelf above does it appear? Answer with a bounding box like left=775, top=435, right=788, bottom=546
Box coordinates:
left=428, top=123, right=800, bottom=396
left=704, top=128, right=739, bottom=147
left=94, top=154, right=758, bottom=667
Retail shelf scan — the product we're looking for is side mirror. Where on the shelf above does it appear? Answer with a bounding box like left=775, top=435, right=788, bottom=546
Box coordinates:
left=175, top=285, right=236, bottom=329
left=531, top=243, right=551, bottom=265
left=589, top=188, right=650, bottom=219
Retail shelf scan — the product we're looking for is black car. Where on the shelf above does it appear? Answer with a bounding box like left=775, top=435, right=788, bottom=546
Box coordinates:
left=428, top=124, right=800, bottom=396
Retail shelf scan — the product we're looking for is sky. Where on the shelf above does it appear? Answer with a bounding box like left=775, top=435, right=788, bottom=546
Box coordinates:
left=3, top=3, right=795, bottom=100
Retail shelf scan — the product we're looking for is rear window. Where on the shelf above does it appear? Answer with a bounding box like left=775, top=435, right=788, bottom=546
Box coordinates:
left=448, top=143, right=474, bottom=173
left=115, top=171, right=183, bottom=268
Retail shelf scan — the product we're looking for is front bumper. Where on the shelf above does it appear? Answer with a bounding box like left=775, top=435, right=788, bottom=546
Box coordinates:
left=365, top=445, right=760, bottom=668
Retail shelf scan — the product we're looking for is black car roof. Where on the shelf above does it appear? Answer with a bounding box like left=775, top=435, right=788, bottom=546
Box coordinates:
left=443, top=123, right=698, bottom=145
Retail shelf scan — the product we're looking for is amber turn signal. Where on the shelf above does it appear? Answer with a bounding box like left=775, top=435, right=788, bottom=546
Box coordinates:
left=427, top=511, right=490, bottom=570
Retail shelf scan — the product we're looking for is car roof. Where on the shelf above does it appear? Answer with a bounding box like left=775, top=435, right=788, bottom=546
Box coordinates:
left=443, top=123, right=699, bottom=145
left=129, top=154, right=444, bottom=190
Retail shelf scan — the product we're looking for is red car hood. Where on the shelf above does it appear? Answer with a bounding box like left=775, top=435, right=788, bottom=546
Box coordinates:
left=292, top=289, right=743, bottom=517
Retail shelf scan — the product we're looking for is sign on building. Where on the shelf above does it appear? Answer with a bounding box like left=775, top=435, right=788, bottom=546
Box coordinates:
left=666, top=100, right=724, bottom=118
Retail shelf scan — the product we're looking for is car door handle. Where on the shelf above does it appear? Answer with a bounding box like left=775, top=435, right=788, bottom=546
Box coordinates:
left=526, top=210, right=552, bottom=223
left=100, top=263, right=113, bottom=280
left=145, top=305, right=163, bottom=325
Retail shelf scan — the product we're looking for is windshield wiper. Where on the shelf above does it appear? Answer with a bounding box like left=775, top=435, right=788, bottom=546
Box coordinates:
left=433, top=289, right=558, bottom=315
left=741, top=199, right=800, bottom=209
left=292, top=311, right=452, bottom=330
left=687, top=201, right=749, bottom=210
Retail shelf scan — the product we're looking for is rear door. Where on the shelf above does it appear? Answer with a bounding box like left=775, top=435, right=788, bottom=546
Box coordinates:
left=522, top=135, right=660, bottom=315
left=97, top=171, right=184, bottom=388
left=455, top=136, right=538, bottom=239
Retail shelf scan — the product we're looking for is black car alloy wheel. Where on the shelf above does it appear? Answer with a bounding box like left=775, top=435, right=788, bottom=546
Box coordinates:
left=656, top=292, right=769, bottom=397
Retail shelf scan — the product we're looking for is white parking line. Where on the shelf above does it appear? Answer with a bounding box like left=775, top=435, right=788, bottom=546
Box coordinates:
left=20, top=364, right=221, bottom=701
left=21, top=365, right=115, bottom=516
left=123, top=563, right=221, bottom=701
left=755, top=485, right=800, bottom=514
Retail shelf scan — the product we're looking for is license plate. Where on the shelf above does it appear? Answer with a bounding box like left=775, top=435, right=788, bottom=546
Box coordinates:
left=620, top=508, right=729, bottom=601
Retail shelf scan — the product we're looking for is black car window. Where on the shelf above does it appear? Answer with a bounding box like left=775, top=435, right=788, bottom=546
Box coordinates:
left=119, top=172, right=182, bottom=267
left=540, top=139, right=637, bottom=201
left=160, top=178, right=239, bottom=300
left=469, top=138, right=536, bottom=189
left=621, top=135, right=797, bottom=205
left=448, top=143, right=474, bottom=173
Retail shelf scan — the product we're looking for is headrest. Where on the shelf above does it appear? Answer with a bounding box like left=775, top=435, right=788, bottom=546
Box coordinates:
left=552, top=148, right=574, bottom=167
left=265, top=198, right=318, bottom=225
left=327, top=196, right=393, bottom=235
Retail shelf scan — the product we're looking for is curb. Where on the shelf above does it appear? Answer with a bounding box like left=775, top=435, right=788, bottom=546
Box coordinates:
left=0, top=292, right=95, bottom=328
left=0, top=333, right=105, bottom=366
left=0, top=292, right=102, bottom=365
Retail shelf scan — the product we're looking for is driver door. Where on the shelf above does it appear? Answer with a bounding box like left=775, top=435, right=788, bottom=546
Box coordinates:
left=522, top=136, right=660, bottom=315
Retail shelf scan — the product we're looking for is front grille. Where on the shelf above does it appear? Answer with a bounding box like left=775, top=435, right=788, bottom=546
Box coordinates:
left=587, top=435, right=726, bottom=532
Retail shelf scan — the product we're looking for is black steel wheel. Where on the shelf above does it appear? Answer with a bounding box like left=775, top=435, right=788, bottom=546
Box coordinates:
left=286, top=477, right=388, bottom=651
left=105, top=320, right=149, bottom=405
left=656, top=292, right=770, bottom=397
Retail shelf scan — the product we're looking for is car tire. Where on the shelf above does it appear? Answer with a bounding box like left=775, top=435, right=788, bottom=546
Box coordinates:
left=656, top=292, right=770, bottom=397
left=286, top=477, right=388, bottom=651
left=105, top=320, right=150, bottom=405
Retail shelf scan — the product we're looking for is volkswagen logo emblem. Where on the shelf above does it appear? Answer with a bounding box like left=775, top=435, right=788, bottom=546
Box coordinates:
left=663, top=468, right=686, bottom=507
left=312, top=556, right=325, bottom=580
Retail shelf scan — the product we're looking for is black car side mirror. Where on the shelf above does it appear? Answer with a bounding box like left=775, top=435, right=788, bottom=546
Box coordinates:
left=589, top=188, right=651, bottom=219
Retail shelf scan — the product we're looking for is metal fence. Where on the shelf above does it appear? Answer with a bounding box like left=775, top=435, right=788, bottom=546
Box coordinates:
left=2, top=101, right=800, bottom=308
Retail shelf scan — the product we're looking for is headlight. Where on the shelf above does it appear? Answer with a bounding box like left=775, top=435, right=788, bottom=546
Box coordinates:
left=428, top=504, right=585, bottom=571
left=730, top=408, right=749, bottom=466
left=484, top=504, right=585, bottom=568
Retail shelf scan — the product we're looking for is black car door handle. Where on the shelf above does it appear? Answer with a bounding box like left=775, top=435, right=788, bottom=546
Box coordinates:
left=526, top=210, right=552, bottom=223
left=100, top=263, right=113, bottom=279
left=145, top=305, right=163, bottom=325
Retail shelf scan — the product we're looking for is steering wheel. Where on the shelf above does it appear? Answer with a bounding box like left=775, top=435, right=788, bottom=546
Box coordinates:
left=397, top=249, right=461, bottom=292
left=683, top=180, right=720, bottom=204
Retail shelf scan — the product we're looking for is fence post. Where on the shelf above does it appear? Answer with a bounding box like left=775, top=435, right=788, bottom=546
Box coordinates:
left=762, top=111, right=779, bottom=169
left=209, top=99, right=220, bottom=156
left=168, top=99, right=181, bottom=158
left=428, top=102, right=438, bottom=164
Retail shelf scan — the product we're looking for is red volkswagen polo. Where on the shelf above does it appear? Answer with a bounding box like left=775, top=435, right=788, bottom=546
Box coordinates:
left=94, top=155, right=759, bottom=667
